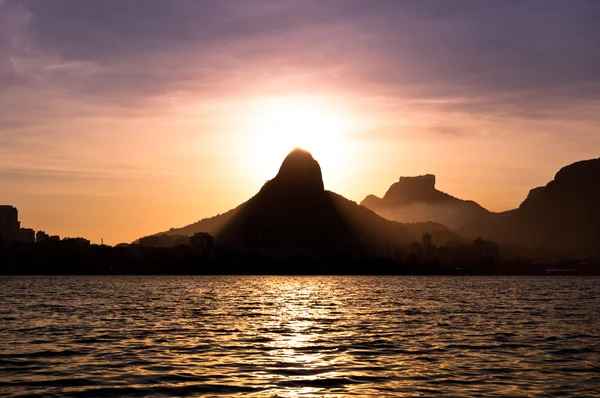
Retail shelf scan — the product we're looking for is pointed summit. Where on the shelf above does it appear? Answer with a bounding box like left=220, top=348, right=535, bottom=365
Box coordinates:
left=270, top=148, right=324, bottom=192
left=150, top=149, right=461, bottom=254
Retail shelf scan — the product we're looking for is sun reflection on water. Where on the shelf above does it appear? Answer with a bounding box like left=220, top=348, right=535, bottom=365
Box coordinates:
left=2, top=276, right=599, bottom=397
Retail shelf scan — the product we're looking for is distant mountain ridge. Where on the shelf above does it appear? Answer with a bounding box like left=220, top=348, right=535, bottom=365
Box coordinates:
left=150, top=149, right=461, bottom=250
left=360, top=174, right=491, bottom=228
left=145, top=152, right=600, bottom=259
left=460, top=157, right=600, bottom=258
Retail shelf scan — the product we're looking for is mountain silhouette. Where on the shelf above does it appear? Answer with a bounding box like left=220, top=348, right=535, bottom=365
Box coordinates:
left=460, top=158, right=600, bottom=258
left=360, top=174, right=491, bottom=228
left=153, top=148, right=461, bottom=250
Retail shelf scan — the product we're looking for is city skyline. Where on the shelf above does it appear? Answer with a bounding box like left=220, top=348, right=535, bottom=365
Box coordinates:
left=2, top=1, right=600, bottom=244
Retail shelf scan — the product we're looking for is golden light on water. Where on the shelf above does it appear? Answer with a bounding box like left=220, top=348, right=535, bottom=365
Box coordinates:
left=260, top=279, right=347, bottom=395
left=3, top=276, right=597, bottom=396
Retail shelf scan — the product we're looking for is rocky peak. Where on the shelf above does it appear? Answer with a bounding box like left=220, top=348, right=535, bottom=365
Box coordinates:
left=381, top=174, right=444, bottom=204
left=269, top=148, right=325, bottom=192
left=396, top=174, right=436, bottom=192
left=520, top=157, right=600, bottom=210
left=553, top=158, right=600, bottom=187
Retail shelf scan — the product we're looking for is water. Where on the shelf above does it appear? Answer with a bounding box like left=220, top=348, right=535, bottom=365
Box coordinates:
left=1, top=276, right=599, bottom=397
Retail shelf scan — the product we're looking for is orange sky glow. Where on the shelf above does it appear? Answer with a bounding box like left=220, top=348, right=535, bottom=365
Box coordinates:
left=1, top=1, right=599, bottom=244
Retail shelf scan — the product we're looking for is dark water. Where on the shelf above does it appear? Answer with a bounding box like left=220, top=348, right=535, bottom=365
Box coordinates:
left=1, top=276, right=599, bottom=397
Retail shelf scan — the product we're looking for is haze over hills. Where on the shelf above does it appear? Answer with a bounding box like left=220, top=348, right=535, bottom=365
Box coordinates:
left=361, top=174, right=492, bottom=228
left=146, top=151, right=600, bottom=259
left=460, top=158, right=600, bottom=259
left=154, top=149, right=461, bottom=250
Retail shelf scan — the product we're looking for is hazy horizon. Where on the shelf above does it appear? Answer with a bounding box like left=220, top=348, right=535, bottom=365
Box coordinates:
left=2, top=0, right=600, bottom=244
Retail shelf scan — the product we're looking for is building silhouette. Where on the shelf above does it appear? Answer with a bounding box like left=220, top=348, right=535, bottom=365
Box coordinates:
left=408, top=233, right=438, bottom=263
left=62, top=237, right=91, bottom=247
left=422, top=232, right=432, bottom=246
left=188, top=232, right=214, bottom=255
left=0, top=206, right=20, bottom=241
left=36, top=230, right=49, bottom=243
left=409, top=241, right=423, bottom=261
left=405, top=232, right=500, bottom=268
left=422, top=232, right=438, bottom=262
left=439, top=238, right=499, bottom=268
left=353, top=237, right=395, bottom=260
left=18, top=228, right=35, bottom=244
left=138, top=234, right=188, bottom=247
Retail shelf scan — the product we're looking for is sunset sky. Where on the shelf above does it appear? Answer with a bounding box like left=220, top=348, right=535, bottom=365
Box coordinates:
left=1, top=0, right=600, bottom=244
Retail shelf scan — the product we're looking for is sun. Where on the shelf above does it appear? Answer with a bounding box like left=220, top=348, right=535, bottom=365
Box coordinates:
left=247, top=97, right=349, bottom=186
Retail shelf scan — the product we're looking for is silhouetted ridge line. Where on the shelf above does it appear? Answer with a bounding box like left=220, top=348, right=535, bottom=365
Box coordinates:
left=262, top=148, right=325, bottom=193
left=148, top=148, right=460, bottom=254
left=461, top=157, right=600, bottom=259
left=360, top=174, right=491, bottom=228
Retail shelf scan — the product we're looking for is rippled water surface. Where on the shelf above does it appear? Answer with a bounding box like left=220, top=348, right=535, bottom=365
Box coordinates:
left=1, top=276, right=600, bottom=397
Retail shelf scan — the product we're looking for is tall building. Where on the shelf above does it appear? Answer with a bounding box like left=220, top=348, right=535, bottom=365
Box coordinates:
left=0, top=206, right=20, bottom=241
left=422, top=232, right=432, bottom=246
left=421, top=232, right=438, bottom=262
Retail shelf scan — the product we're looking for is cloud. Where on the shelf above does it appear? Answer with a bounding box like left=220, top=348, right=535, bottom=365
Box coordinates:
left=1, top=0, right=599, bottom=142
left=0, top=0, right=31, bottom=84
left=2, top=0, right=600, bottom=242
left=42, top=61, right=100, bottom=75
left=2, top=0, right=598, bottom=126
